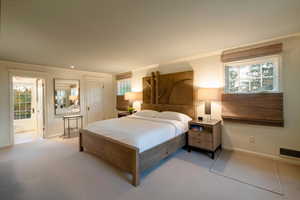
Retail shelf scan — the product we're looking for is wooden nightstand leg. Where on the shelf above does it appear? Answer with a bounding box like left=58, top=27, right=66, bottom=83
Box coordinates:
left=211, top=151, right=215, bottom=159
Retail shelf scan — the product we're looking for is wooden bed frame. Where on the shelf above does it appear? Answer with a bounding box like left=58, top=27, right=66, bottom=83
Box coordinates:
left=79, top=71, right=195, bottom=186
left=79, top=128, right=186, bottom=186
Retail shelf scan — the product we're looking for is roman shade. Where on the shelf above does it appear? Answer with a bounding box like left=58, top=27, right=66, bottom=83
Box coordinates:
left=116, top=72, right=132, bottom=80
left=222, top=93, right=284, bottom=127
left=221, top=43, right=282, bottom=63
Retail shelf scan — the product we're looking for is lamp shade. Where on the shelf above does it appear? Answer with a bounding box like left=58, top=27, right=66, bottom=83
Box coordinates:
left=198, top=88, right=221, bottom=101
left=124, top=92, right=142, bottom=101
left=69, top=95, right=78, bottom=101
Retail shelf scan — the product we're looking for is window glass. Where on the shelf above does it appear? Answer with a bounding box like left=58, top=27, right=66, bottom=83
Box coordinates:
left=14, top=86, right=32, bottom=120
left=225, top=56, right=279, bottom=93
left=117, top=78, right=131, bottom=96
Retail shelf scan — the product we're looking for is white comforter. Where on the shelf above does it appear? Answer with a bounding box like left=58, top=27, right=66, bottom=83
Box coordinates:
left=86, top=116, right=188, bottom=153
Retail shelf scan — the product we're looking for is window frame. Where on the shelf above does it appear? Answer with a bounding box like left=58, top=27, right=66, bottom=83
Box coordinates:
left=224, top=55, right=281, bottom=94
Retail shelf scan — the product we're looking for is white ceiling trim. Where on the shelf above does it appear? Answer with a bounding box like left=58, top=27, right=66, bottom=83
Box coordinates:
left=0, top=60, right=112, bottom=77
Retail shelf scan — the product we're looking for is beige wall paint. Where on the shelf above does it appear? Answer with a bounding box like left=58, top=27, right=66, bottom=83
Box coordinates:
left=0, top=61, right=116, bottom=147
left=0, top=67, right=10, bottom=147
left=131, top=36, right=300, bottom=158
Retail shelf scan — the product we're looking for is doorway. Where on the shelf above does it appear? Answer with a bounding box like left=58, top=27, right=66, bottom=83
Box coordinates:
left=85, top=79, right=104, bottom=125
left=12, top=76, right=45, bottom=144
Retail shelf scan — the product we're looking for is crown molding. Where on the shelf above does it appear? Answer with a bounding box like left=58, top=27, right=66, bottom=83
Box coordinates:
left=0, top=60, right=112, bottom=77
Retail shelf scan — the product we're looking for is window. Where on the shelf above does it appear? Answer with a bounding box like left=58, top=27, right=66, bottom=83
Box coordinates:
left=117, top=78, right=131, bottom=96
left=56, top=90, right=66, bottom=105
left=14, top=86, right=32, bottom=120
left=224, top=56, right=280, bottom=93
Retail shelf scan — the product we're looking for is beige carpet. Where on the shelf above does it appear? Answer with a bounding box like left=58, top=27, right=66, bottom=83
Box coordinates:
left=14, top=131, right=38, bottom=144
left=210, top=150, right=283, bottom=195
left=0, top=138, right=299, bottom=200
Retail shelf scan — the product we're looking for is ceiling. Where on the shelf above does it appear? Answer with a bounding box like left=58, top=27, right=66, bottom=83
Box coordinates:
left=1, top=0, right=300, bottom=74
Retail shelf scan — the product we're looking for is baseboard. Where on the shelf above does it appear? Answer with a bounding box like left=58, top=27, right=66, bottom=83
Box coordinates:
left=0, top=144, right=13, bottom=150
left=44, top=133, right=63, bottom=139
left=223, top=146, right=300, bottom=166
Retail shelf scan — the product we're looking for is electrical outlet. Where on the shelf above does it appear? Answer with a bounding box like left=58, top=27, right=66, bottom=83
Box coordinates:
left=249, top=136, right=255, bottom=144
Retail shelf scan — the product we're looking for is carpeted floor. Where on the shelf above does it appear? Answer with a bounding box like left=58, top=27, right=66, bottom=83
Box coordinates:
left=14, top=131, right=38, bottom=144
left=210, top=150, right=282, bottom=195
left=0, top=138, right=299, bottom=200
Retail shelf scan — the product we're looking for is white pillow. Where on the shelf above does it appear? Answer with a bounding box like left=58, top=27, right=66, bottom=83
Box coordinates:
left=133, top=110, right=159, bottom=118
left=157, top=111, right=192, bottom=122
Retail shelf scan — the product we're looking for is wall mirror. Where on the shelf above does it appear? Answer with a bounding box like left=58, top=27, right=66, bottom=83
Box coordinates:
left=54, top=79, right=80, bottom=115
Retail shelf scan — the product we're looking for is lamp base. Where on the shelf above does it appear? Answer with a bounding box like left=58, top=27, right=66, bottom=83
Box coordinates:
left=204, top=101, right=213, bottom=122
left=206, top=115, right=212, bottom=122
left=204, top=101, right=211, bottom=115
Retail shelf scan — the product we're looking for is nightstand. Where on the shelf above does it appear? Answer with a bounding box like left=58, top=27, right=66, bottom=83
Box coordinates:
left=187, top=120, right=222, bottom=159
left=117, top=111, right=132, bottom=118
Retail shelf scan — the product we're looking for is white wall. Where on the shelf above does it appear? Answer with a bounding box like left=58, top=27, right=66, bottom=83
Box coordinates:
left=130, top=35, right=300, bottom=159
left=0, top=66, right=10, bottom=147
left=0, top=61, right=116, bottom=147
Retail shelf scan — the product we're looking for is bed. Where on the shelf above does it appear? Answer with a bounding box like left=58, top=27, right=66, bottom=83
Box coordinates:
left=79, top=71, right=195, bottom=186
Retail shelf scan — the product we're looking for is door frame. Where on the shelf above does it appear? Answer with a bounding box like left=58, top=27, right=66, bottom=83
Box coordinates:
left=84, top=76, right=104, bottom=127
left=9, top=69, right=49, bottom=145
left=36, top=78, right=46, bottom=139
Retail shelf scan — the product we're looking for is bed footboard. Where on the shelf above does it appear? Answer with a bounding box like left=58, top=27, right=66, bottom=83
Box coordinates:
left=79, top=129, right=140, bottom=186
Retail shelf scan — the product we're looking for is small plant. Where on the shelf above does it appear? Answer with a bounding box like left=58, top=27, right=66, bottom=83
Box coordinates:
left=128, top=107, right=135, bottom=114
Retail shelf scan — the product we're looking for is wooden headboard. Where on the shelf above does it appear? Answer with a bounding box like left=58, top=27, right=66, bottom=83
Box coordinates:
left=141, top=71, right=195, bottom=119
left=141, top=104, right=195, bottom=119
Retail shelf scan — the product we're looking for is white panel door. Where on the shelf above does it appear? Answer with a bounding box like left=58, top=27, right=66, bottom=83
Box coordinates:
left=86, top=80, right=104, bottom=125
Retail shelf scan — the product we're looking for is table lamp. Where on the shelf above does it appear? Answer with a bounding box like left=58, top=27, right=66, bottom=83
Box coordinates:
left=124, top=92, right=142, bottom=112
left=198, top=88, right=221, bottom=121
left=124, top=92, right=142, bottom=102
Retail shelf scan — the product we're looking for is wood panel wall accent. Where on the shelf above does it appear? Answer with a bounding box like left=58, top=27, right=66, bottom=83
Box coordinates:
left=222, top=93, right=284, bottom=127
left=143, top=71, right=194, bottom=105
left=221, top=43, right=282, bottom=63
left=155, top=71, right=159, bottom=104
left=116, top=71, right=132, bottom=110
left=151, top=72, right=155, bottom=104
left=142, top=70, right=195, bottom=119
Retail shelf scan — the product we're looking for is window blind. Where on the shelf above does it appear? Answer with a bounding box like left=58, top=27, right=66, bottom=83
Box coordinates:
left=221, top=43, right=282, bottom=63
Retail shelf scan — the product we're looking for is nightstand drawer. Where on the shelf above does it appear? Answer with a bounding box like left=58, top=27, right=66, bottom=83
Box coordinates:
left=189, top=130, right=212, bottom=141
left=188, top=137, right=213, bottom=150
